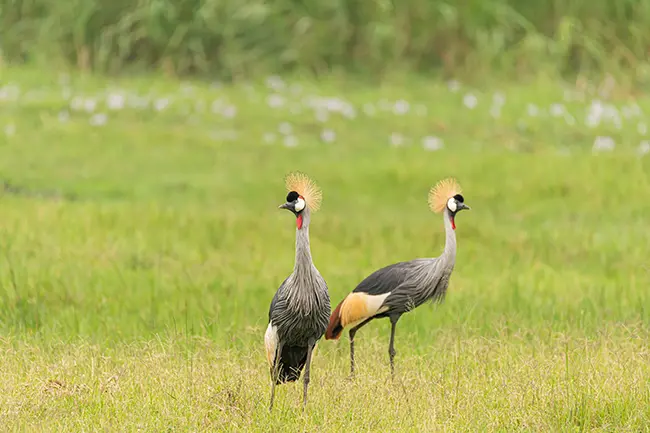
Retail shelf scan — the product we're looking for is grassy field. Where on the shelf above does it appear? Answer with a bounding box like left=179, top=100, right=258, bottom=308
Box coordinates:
left=0, top=66, right=649, bottom=431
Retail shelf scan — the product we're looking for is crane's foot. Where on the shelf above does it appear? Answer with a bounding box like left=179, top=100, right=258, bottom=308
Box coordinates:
left=347, top=365, right=356, bottom=380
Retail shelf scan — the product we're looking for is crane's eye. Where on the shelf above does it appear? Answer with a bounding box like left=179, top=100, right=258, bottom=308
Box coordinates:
left=446, top=197, right=457, bottom=212
left=286, top=191, right=299, bottom=202
left=295, top=197, right=306, bottom=212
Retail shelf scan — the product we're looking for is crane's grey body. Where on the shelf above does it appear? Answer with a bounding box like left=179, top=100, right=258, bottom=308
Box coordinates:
left=266, top=207, right=330, bottom=409
left=269, top=270, right=329, bottom=349
left=355, top=209, right=457, bottom=315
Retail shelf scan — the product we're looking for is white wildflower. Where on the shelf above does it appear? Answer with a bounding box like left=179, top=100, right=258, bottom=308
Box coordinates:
left=107, top=93, right=125, bottom=110
left=463, top=93, right=478, bottom=109
left=267, top=94, right=285, bottom=108
left=447, top=80, right=460, bottom=92
left=279, top=122, right=293, bottom=135
left=283, top=136, right=298, bottom=147
left=422, top=136, right=443, bottom=151
left=363, top=103, right=376, bottom=116
left=550, top=103, right=564, bottom=117
left=393, top=100, right=410, bottom=115
left=154, top=98, right=170, bottom=111
left=89, top=113, right=107, bottom=126
left=263, top=133, right=276, bottom=144
left=222, top=105, right=237, bottom=119
left=320, top=129, right=336, bottom=143
left=592, top=136, right=615, bottom=153
left=84, top=98, right=97, bottom=113
left=390, top=133, right=405, bottom=147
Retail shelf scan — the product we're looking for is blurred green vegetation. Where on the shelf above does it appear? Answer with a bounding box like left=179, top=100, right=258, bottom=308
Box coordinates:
left=2, top=0, right=650, bottom=82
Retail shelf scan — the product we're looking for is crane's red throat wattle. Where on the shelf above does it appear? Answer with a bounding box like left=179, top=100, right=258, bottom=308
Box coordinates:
left=296, top=214, right=303, bottom=229
left=450, top=216, right=456, bottom=230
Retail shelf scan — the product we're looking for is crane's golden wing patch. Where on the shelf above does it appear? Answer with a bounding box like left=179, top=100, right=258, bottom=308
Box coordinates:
left=428, top=178, right=462, bottom=213
left=340, top=292, right=391, bottom=328
left=284, top=171, right=322, bottom=212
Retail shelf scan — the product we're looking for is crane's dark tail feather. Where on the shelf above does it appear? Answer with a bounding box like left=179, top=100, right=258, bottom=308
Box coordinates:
left=273, top=345, right=308, bottom=384
left=325, top=299, right=344, bottom=340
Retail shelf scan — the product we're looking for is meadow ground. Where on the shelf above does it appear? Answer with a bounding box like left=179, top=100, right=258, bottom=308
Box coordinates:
left=0, top=67, right=649, bottom=431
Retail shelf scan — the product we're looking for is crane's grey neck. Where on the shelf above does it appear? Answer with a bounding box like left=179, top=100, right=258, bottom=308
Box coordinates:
left=294, top=209, right=312, bottom=274
left=286, top=208, right=324, bottom=316
left=442, top=208, right=457, bottom=266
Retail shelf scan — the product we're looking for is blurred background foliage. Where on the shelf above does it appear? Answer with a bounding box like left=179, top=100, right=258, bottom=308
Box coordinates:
left=1, top=0, right=649, bottom=83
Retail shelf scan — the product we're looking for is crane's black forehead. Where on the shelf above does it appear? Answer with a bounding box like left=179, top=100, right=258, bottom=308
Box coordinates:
left=453, top=194, right=464, bottom=202
left=286, top=191, right=300, bottom=202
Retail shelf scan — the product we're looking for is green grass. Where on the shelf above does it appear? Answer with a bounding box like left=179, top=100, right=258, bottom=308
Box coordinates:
left=0, top=66, right=649, bottom=431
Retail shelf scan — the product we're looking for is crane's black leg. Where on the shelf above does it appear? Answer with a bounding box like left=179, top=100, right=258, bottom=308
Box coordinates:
left=349, top=318, right=373, bottom=378
left=269, top=345, right=282, bottom=411
left=302, top=340, right=316, bottom=410
left=388, top=315, right=400, bottom=378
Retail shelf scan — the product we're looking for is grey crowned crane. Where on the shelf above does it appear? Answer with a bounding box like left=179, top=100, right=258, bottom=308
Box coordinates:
left=325, top=178, right=470, bottom=377
left=264, top=172, right=331, bottom=410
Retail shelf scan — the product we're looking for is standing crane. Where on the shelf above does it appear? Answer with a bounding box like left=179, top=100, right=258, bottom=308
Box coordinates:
left=265, top=172, right=331, bottom=411
left=325, top=178, right=470, bottom=377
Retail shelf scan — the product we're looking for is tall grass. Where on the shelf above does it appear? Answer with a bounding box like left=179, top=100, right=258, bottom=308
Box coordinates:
left=2, top=0, right=650, bottom=81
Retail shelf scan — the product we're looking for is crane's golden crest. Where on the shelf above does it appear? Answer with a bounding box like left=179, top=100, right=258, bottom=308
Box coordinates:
left=428, top=178, right=462, bottom=213
left=284, top=171, right=322, bottom=212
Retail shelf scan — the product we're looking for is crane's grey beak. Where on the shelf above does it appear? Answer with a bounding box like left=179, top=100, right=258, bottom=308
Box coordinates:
left=278, top=202, right=293, bottom=210
left=458, top=203, right=470, bottom=211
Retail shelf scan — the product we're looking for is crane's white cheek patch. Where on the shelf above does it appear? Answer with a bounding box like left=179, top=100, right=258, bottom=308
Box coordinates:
left=340, top=292, right=391, bottom=328
left=264, top=323, right=278, bottom=366
left=447, top=198, right=457, bottom=212
left=295, top=197, right=306, bottom=212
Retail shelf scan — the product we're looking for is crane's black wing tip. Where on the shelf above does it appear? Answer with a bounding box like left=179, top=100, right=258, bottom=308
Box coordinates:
left=271, top=345, right=308, bottom=384
left=274, top=368, right=302, bottom=384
